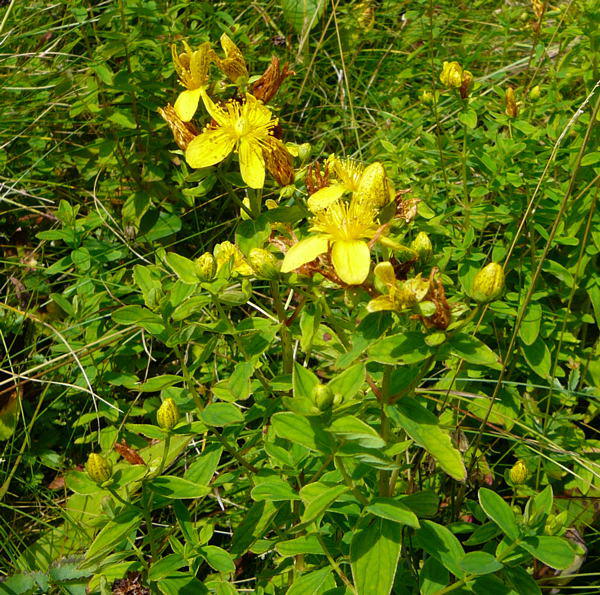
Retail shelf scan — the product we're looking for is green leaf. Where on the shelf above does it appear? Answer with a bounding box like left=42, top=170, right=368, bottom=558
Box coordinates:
left=460, top=551, right=503, bottom=575
left=286, top=566, right=335, bottom=595
left=366, top=498, right=420, bottom=528
left=387, top=400, right=467, bottom=481
left=200, top=403, right=244, bottom=426
left=148, top=554, right=187, bottom=581
left=398, top=490, right=439, bottom=517
left=520, top=536, right=576, bottom=570
left=111, top=305, right=165, bottom=334
left=328, top=363, right=366, bottom=402
left=199, top=545, right=236, bottom=573
left=521, top=336, right=552, bottom=379
left=300, top=483, right=348, bottom=524
left=251, top=478, right=300, bottom=502
left=478, top=488, right=520, bottom=541
left=518, top=303, right=542, bottom=346
left=293, top=361, right=320, bottom=400
left=149, top=476, right=211, bottom=499
left=135, top=375, right=182, bottom=393
left=448, top=333, right=502, bottom=369
left=328, top=415, right=386, bottom=449
left=164, top=252, right=200, bottom=284
left=459, top=108, right=478, bottom=129
left=419, top=557, right=449, bottom=595
left=276, top=535, right=325, bottom=556
left=271, top=412, right=333, bottom=453
left=368, top=332, right=432, bottom=365
left=108, top=109, right=137, bottom=129
left=84, top=508, right=142, bottom=564
left=350, top=518, right=402, bottom=595
left=184, top=447, right=222, bottom=486
left=281, top=0, right=326, bottom=34
left=415, top=520, right=465, bottom=578
left=230, top=501, right=279, bottom=556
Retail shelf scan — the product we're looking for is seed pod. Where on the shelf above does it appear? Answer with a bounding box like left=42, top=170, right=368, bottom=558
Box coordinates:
left=249, top=248, right=280, bottom=280
left=509, top=460, right=528, bottom=485
left=472, top=262, right=505, bottom=303
left=86, top=453, right=113, bottom=485
left=195, top=252, right=216, bottom=281
left=312, top=384, right=335, bottom=410
left=460, top=70, right=473, bottom=99
left=157, top=398, right=180, bottom=431
left=411, top=231, right=433, bottom=263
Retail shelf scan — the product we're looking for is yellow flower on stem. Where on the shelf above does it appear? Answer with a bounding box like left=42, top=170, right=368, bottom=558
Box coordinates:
left=367, top=262, right=429, bottom=312
left=213, top=34, right=248, bottom=83
left=172, top=40, right=212, bottom=122
left=281, top=196, right=380, bottom=285
left=308, top=156, right=393, bottom=211
left=185, top=90, right=289, bottom=189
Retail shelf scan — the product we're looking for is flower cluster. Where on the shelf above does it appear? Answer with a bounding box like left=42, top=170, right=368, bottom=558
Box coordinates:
left=160, top=34, right=294, bottom=188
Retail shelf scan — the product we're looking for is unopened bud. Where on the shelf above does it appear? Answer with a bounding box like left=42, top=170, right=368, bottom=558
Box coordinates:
left=297, top=143, right=312, bottom=162
left=472, top=262, right=505, bottom=303
left=248, top=248, right=280, bottom=279
left=157, top=398, right=180, bottom=431
left=195, top=252, right=216, bottom=281
left=460, top=70, right=473, bottom=99
left=312, top=384, right=335, bottom=410
left=509, top=460, right=528, bottom=485
left=279, top=185, right=296, bottom=199
left=86, top=453, right=113, bottom=485
left=505, top=86, right=518, bottom=118
left=529, top=85, right=541, bottom=101
left=420, top=90, right=434, bottom=105
left=357, top=162, right=391, bottom=209
left=411, top=232, right=433, bottom=262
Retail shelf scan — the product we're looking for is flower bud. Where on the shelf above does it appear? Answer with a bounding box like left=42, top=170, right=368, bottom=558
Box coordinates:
left=529, top=85, right=541, bottom=101
left=312, top=384, right=335, bottom=410
left=420, top=90, right=434, bottom=105
left=440, top=61, right=463, bottom=89
left=248, top=248, right=280, bottom=279
left=357, top=162, right=391, bottom=209
left=86, top=453, right=113, bottom=485
left=459, top=70, right=473, bottom=99
left=509, top=460, right=528, bottom=485
left=297, top=143, right=312, bottom=162
left=472, top=262, right=505, bottom=303
left=505, top=86, right=518, bottom=118
left=157, top=398, right=180, bottom=431
left=195, top=252, right=216, bottom=281
left=411, top=232, right=433, bottom=262
left=279, top=185, right=296, bottom=199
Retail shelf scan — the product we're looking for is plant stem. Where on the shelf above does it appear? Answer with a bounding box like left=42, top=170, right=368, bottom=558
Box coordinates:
left=270, top=281, right=294, bottom=375
left=335, top=456, right=369, bottom=506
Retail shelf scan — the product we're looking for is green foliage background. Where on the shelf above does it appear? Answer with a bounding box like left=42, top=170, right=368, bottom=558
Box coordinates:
left=1, top=0, right=599, bottom=593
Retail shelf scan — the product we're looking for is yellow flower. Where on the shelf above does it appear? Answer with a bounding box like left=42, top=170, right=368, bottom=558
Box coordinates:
left=172, top=41, right=212, bottom=122
left=281, top=196, right=379, bottom=285
left=440, top=61, right=464, bottom=88
left=185, top=90, right=288, bottom=188
left=367, top=262, right=430, bottom=312
left=214, top=241, right=254, bottom=276
left=308, top=156, right=393, bottom=211
left=213, top=34, right=248, bottom=83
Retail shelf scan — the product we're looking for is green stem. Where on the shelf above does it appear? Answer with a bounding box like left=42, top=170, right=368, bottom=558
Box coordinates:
left=315, top=531, right=357, bottom=593
left=217, top=171, right=253, bottom=218
left=270, top=281, right=294, bottom=375
left=379, top=366, right=392, bottom=496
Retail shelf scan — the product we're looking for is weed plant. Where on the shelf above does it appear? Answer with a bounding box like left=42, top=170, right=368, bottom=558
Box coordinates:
left=0, top=1, right=599, bottom=593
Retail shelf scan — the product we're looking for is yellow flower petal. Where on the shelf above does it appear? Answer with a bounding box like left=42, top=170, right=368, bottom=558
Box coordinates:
left=239, top=138, right=266, bottom=189
left=199, top=89, right=228, bottom=127
left=174, top=88, right=203, bottom=122
left=307, top=184, right=346, bottom=212
left=185, top=129, right=236, bottom=169
left=367, top=296, right=396, bottom=312
left=281, top=235, right=329, bottom=273
left=331, top=239, right=371, bottom=285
